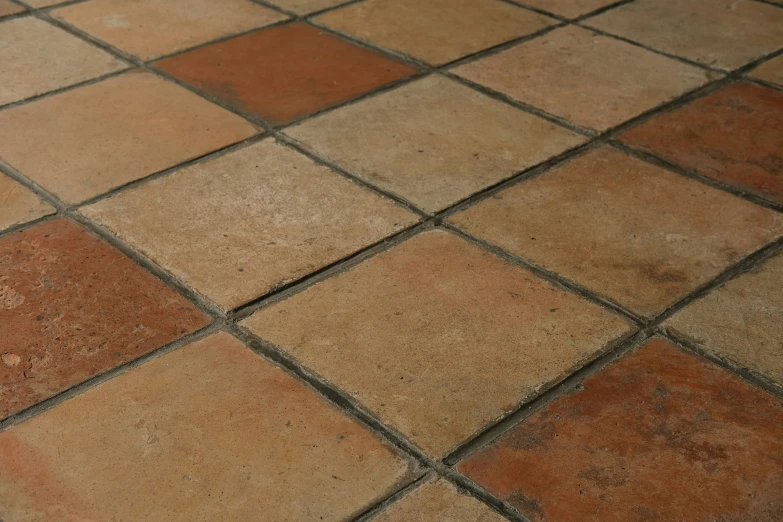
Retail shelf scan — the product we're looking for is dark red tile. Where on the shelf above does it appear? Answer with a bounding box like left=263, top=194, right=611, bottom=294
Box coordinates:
left=458, top=338, right=783, bottom=522
left=155, top=23, right=418, bottom=125
left=0, top=219, right=210, bottom=419
left=621, top=82, right=783, bottom=205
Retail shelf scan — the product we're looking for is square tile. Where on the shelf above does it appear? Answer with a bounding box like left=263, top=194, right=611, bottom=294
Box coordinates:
left=0, top=219, right=209, bottom=419
left=0, top=332, right=416, bottom=520
left=269, top=0, right=348, bottom=15
left=287, top=76, right=585, bottom=213
left=587, top=0, right=783, bottom=70
left=521, top=0, right=619, bottom=18
left=666, top=252, right=783, bottom=390
left=315, top=0, right=554, bottom=66
left=82, top=139, right=417, bottom=311
left=752, top=54, right=783, bottom=87
left=453, top=26, right=715, bottom=131
left=155, top=23, right=418, bottom=125
left=621, top=82, right=783, bottom=206
left=242, top=230, right=631, bottom=457
left=53, top=0, right=287, bottom=60
left=0, top=1, right=24, bottom=18
left=0, top=17, right=125, bottom=106
left=448, top=146, right=783, bottom=317
left=0, top=71, right=256, bottom=204
left=0, top=174, right=54, bottom=232
left=458, top=338, right=783, bottom=522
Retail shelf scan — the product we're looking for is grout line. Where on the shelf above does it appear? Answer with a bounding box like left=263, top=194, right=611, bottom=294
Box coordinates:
left=349, top=472, right=435, bottom=522
left=753, top=0, right=783, bottom=9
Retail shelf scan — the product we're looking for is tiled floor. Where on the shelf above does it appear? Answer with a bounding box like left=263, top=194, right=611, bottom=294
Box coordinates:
left=0, top=0, right=782, bottom=520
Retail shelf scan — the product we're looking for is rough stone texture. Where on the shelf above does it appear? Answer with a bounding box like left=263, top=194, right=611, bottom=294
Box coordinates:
left=0, top=17, right=125, bottom=106
left=453, top=26, right=714, bottom=131
left=0, top=174, right=54, bottom=232
left=0, top=332, right=416, bottom=521
left=587, top=0, right=783, bottom=70
left=287, top=76, right=585, bottom=213
left=82, top=139, right=416, bottom=311
left=53, top=0, right=287, bottom=60
left=521, top=0, right=618, bottom=18
left=269, top=0, right=347, bottom=15
left=753, top=55, right=783, bottom=87
left=243, top=230, right=630, bottom=457
left=0, top=1, right=24, bottom=17
left=155, top=23, right=418, bottom=125
left=372, top=478, right=506, bottom=522
left=666, top=252, right=783, bottom=389
left=0, top=219, right=209, bottom=419
left=459, top=338, right=783, bottom=522
left=448, top=146, right=783, bottom=317
left=621, top=82, right=783, bottom=205
left=0, top=71, right=256, bottom=204
left=315, top=0, right=554, bottom=65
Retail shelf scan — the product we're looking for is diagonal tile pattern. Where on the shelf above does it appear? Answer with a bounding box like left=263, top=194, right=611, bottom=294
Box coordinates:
left=0, top=173, right=54, bottom=232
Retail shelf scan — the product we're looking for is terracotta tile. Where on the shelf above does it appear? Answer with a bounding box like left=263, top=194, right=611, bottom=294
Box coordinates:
left=0, top=174, right=54, bottom=232
left=0, top=219, right=209, bottom=419
left=315, top=0, right=554, bottom=65
left=753, top=55, right=783, bottom=87
left=243, top=230, right=630, bottom=457
left=24, top=0, right=67, bottom=6
left=458, top=338, right=783, bottom=522
left=521, top=0, right=619, bottom=18
left=287, top=76, right=585, bottom=213
left=0, top=17, right=125, bottom=106
left=453, top=26, right=714, bottom=131
left=0, top=71, right=256, bottom=204
left=0, top=332, right=416, bottom=520
left=82, top=139, right=416, bottom=311
left=155, top=23, right=418, bottom=125
left=53, top=0, right=287, bottom=60
left=373, top=478, right=506, bottom=522
left=666, top=252, right=783, bottom=389
left=269, top=0, right=348, bottom=15
left=587, top=0, right=783, bottom=70
left=621, top=82, right=783, bottom=206
left=0, top=1, right=24, bottom=17
left=448, top=146, right=783, bottom=317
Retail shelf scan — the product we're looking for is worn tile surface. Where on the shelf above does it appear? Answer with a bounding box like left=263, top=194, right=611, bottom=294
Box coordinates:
left=753, top=55, right=783, bottom=87
left=0, top=174, right=54, bottom=232
left=449, top=146, right=783, bottom=316
left=459, top=338, right=783, bottom=522
left=0, top=1, right=24, bottom=18
left=0, top=332, right=416, bottom=521
left=521, top=0, right=619, bottom=18
left=287, top=76, right=585, bottom=212
left=453, top=26, right=715, bottom=131
left=0, top=219, right=209, bottom=419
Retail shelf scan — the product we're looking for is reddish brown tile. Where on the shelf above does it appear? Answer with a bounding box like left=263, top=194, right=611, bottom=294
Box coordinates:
left=0, top=219, right=209, bottom=419
left=459, top=338, right=783, bottom=522
left=155, top=23, right=418, bottom=125
left=621, top=82, right=783, bottom=206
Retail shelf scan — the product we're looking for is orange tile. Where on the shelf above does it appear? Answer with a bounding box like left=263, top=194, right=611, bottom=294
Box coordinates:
left=0, top=174, right=54, bottom=232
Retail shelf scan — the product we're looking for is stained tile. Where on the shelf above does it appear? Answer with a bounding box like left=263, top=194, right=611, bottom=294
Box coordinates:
left=155, top=23, right=418, bottom=125
left=0, top=71, right=256, bottom=204
left=82, top=139, right=416, bottom=311
left=448, top=146, right=783, bottom=317
left=458, top=338, right=783, bottom=522
left=0, top=17, right=125, bottom=106
left=243, top=230, right=630, bottom=457
left=521, top=0, right=619, bottom=18
left=621, top=82, right=783, bottom=206
left=753, top=55, right=783, bottom=87
left=269, top=0, right=348, bottom=15
left=0, top=219, right=209, bottom=419
left=0, top=1, right=24, bottom=18
left=315, top=0, right=554, bottom=65
left=287, top=76, right=585, bottom=212
left=53, top=0, right=287, bottom=60
left=666, top=252, right=783, bottom=389
left=453, top=26, right=714, bottom=131
left=0, top=332, right=416, bottom=520
left=587, top=0, right=783, bottom=70
left=0, top=174, right=54, bottom=232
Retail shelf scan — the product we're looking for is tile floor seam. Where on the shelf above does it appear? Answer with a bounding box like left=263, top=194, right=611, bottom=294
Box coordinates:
left=754, top=0, right=783, bottom=9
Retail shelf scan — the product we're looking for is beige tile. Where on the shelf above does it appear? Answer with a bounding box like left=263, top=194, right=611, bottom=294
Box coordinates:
left=0, top=174, right=54, bottom=232
left=287, top=76, right=585, bottom=213
left=53, top=0, right=287, bottom=60
left=587, top=0, right=783, bottom=70
left=448, top=146, right=783, bottom=317
left=316, top=0, right=554, bottom=65
left=752, top=54, right=783, bottom=87
left=522, top=0, right=619, bottom=18
left=0, top=17, right=125, bottom=106
left=269, top=0, right=347, bottom=15
left=0, top=332, right=416, bottom=521
left=0, top=1, right=24, bottom=17
left=243, top=230, right=631, bottom=457
left=24, top=0, right=67, bottom=7
left=82, top=139, right=416, bottom=311
left=0, top=71, right=256, bottom=204
left=666, top=252, right=783, bottom=388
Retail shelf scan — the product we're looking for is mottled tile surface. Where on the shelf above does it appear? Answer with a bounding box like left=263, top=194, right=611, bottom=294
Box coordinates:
left=459, top=338, right=783, bottom=522
left=522, top=0, right=619, bottom=18
left=0, top=219, right=209, bottom=419
left=0, top=332, right=416, bottom=521
left=753, top=55, right=783, bottom=87
left=0, top=174, right=54, bottom=232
